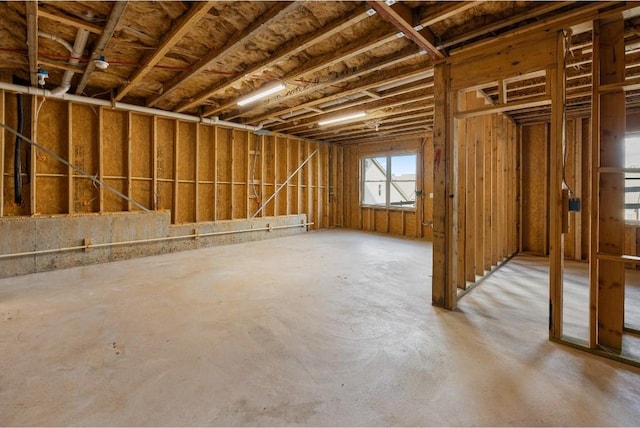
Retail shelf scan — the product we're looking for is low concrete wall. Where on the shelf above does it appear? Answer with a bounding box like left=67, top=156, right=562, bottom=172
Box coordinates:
left=0, top=211, right=308, bottom=278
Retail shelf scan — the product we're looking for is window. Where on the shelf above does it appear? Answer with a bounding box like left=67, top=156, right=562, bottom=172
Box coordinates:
left=626, top=137, right=640, bottom=221
left=361, top=153, right=417, bottom=208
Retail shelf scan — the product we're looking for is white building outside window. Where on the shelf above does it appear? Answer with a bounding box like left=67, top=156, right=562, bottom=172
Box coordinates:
left=361, top=153, right=417, bottom=209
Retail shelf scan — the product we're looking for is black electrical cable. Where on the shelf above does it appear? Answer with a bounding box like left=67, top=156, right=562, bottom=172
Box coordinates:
left=14, top=94, right=23, bottom=204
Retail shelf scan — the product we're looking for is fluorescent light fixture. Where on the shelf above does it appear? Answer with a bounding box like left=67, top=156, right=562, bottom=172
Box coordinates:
left=396, top=31, right=404, bottom=38
left=366, top=7, right=376, bottom=16
left=318, top=111, right=366, bottom=126
left=237, top=81, right=286, bottom=106
left=385, top=0, right=396, bottom=5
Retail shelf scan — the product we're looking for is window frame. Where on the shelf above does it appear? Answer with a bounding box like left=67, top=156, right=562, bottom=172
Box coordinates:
left=359, top=151, right=418, bottom=211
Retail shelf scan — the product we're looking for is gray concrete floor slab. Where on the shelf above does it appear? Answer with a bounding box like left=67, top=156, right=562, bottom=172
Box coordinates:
left=1, top=230, right=639, bottom=426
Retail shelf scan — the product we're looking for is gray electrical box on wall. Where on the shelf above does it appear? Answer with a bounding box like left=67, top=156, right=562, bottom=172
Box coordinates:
left=568, top=198, right=581, bottom=212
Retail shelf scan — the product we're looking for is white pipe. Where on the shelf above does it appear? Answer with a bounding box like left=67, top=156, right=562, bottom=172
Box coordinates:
left=51, top=28, right=90, bottom=96
left=0, top=82, right=265, bottom=133
left=37, top=31, right=73, bottom=53
left=0, top=222, right=312, bottom=260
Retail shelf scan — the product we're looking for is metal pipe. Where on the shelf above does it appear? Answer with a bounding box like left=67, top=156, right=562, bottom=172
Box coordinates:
left=0, top=222, right=313, bottom=260
left=252, top=149, right=319, bottom=218
left=0, top=82, right=265, bottom=133
left=0, top=122, right=151, bottom=212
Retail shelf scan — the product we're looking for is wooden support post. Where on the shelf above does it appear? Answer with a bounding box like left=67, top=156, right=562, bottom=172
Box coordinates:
left=127, top=112, right=133, bottom=211
left=172, top=120, right=179, bottom=224
left=475, top=111, right=485, bottom=275
left=195, top=123, right=200, bottom=222
left=68, top=103, right=74, bottom=214
left=152, top=117, right=158, bottom=210
left=549, top=32, right=566, bottom=341
left=0, top=90, right=4, bottom=217
left=456, top=93, right=467, bottom=289
left=286, top=138, right=291, bottom=215
left=274, top=136, right=279, bottom=216
left=432, top=62, right=457, bottom=309
left=574, top=118, right=582, bottom=261
left=466, top=111, right=476, bottom=283
left=230, top=130, right=235, bottom=220
left=260, top=135, right=266, bottom=218
left=245, top=132, right=251, bottom=219
left=592, top=17, right=626, bottom=351
left=213, top=126, right=218, bottom=221
left=484, top=114, right=492, bottom=271
left=98, top=107, right=104, bottom=212
left=491, top=115, right=499, bottom=266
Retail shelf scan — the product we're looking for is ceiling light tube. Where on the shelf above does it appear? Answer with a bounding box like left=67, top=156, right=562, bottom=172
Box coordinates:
left=237, top=81, right=286, bottom=106
left=318, top=111, right=366, bottom=126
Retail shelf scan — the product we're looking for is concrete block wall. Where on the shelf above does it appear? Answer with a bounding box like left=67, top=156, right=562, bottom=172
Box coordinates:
left=0, top=212, right=308, bottom=278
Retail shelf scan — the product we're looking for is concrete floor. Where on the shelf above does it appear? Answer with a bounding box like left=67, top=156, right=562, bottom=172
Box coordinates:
left=1, top=229, right=639, bottom=426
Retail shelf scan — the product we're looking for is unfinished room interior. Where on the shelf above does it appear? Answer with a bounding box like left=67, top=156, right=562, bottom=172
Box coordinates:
left=3, top=0, right=640, bottom=425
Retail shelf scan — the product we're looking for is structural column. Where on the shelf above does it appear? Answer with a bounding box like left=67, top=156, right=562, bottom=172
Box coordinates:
left=549, top=31, right=566, bottom=340
left=591, top=16, right=626, bottom=351
left=432, top=62, right=458, bottom=309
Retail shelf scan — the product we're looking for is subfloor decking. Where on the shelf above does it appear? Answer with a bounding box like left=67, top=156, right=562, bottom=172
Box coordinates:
left=1, top=230, right=639, bottom=426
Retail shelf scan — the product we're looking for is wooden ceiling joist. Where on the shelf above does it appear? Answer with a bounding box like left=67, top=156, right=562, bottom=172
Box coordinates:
left=75, top=1, right=129, bottom=95
left=148, top=1, right=300, bottom=108
left=26, top=1, right=38, bottom=87
left=195, top=4, right=374, bottom=117
left=114, top=1, right=213, bottom=101
left=245, top=65, right=433, bottom=128
left=367, top=1, right=445, bottom=59
left=37, top=9, right=103, bottom=35
left=220, top=45, right=425, bottom=120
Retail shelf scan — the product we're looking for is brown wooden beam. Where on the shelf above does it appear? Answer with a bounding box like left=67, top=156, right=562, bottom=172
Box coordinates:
left=220, top=46, right=425, bottom=121
left=75, top=1, right=129, bottom=95
left=367, top=1, right=445, bottom=59
left=197, top=4, right=372, bottom=117
left=114, top=2, right=213, bottom=101
left=37, top=9, right=103, bottom=34
left=148, top=2, right=300, bottom=108
left=26, top=2, right=38, bottom=87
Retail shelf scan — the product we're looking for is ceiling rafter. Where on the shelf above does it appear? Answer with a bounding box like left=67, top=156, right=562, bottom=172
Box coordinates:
left=367, top=1, right=445, bottom=59
left=244, top=64, right=433, bottom=126
left=268, top=80, right=434, bottom=133
left=147, top=1, right=300, bottom=108
left=221, top=45, right=425, bottom=121
left=75, top=1, right=129, bottom=95
left=419, top=2, right=480, bottom=28
left=270, top=90, right=434, bottom=134
left=114, top=1, right=214, bottom=101
left=183, top=4, right=373, bottom=116
left=26, top=1, right=38, bottom=87
left=299, top=110, right=433, bottom=138
left=37, top=9, right=103, bottom=34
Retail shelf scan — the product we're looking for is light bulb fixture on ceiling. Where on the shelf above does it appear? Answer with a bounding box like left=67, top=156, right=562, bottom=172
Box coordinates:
left=318, top=111, right=366, bottom=126
left=237, top=80, right=286, bottom=106
left=94, top=55, right=109, bottom=70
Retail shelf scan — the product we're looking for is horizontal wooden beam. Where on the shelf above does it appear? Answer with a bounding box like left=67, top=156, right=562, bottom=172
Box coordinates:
left=115, top=1, right=213, bottom=101
left=75, top=1, right=129, bottom=95
left=149, top=1, right=299, bottom=108
left=455, top=96, right=551, bottom=119
left=37, top=9, right=103, bottom=34
left=368, top=1, right=445, bottom=59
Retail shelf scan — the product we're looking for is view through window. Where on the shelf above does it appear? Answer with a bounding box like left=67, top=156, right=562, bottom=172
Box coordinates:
left=361, top=153, right=417, bottom=208
left=626, top=136, right=640, bottom=220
